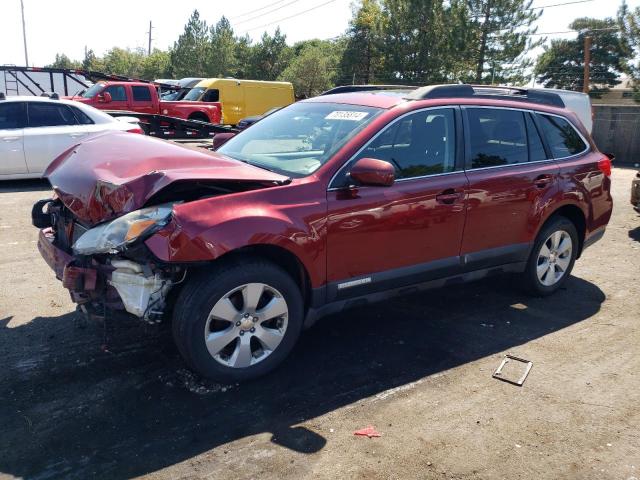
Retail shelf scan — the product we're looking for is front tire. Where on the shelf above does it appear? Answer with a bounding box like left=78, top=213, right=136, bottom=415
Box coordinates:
left=522, top=216, right=578, bottom=296
left=172, top=258, right=304, bottom=382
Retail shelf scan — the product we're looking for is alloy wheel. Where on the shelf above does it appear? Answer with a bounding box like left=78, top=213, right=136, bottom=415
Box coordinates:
left=203, top=283, right=289, bottom=368
left=536, top=230, right=573, bottom=287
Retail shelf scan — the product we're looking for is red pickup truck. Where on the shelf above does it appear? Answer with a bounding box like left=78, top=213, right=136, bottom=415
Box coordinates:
left=68, top=81, right=222, bottom=124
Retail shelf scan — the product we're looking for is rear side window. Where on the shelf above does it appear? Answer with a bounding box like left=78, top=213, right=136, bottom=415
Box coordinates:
left=27, top=103, right=77, bottom=127
left=105, top=85, right=127, bottom=101
left=526, top=113, right=547, bottom=162
left=132, top=86, right=152, bottom=102
left=0, top=102, right=26, bottom=129
left=70, top=106, right=94, bottom=125
left=536, top=114, right=587, bottom=158
left=467, top=108, right=528, bottom=168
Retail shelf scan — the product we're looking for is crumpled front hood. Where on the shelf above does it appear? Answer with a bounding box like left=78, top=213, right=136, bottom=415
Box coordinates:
left=45, top=131, right=289, bottom=225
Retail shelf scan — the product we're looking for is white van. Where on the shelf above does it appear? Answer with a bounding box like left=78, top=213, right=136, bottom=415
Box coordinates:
left=531, top=88, right=593, bottom=133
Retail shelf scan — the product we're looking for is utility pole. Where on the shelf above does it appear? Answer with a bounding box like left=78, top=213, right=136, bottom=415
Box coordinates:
left=583, top=35, right=591, bottom=94
left=20, top=0, right=29, bottom=66
left=147, top=21, right=153, bottom=56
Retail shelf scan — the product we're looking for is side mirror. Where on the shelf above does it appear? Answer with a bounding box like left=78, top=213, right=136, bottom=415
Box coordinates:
left=349, top=157, right=395, bottom=187
left=98, top=92, right=112, bottom=103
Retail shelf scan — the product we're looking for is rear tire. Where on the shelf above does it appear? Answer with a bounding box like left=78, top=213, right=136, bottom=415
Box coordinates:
left=172, top=258, right=304, bottom=382
left=521, top=216, right=579, bottom=296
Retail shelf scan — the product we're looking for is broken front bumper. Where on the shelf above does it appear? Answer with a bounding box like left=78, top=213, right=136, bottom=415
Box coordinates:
left=37, top=228, right=171, bottom=322
left=38, top=228, right=104, bottom=304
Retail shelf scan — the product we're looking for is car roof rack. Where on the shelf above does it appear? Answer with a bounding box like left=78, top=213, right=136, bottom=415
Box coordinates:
left=320, top=84, right=416, bottom=96
left=405, top=84, right=565, bottom=108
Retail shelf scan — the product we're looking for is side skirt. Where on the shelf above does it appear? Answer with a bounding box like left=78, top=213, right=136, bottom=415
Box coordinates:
left=304, top=261, right=526, bottom=328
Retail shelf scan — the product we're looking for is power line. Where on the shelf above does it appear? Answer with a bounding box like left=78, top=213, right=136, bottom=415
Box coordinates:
left=529, top=0, right=593, bottom=9
left=239, top=0, right=339, bottom=34
left=234, top=0, right=303, bottom=26
left=230, top=0, right=291, bottom=20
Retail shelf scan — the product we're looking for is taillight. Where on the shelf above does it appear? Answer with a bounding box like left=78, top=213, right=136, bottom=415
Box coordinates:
left=598, top=156, right=611, bottom=177
left=126, top=127, right=144, bottom=134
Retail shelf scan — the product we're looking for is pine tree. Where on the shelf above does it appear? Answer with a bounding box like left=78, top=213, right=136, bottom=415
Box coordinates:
left=209, top=17, right=237, bottom=77
left=467, top=0, right=543, bottom=84
left=535, top=17, right=631, bottom=92
left=169, top=10, right=211, bottom=77
left=339, top=0, right=385, bottom=85
left=250, top=28, right=292, bottom=81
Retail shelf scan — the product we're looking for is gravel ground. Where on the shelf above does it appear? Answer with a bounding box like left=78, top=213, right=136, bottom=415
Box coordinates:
left=0, top=167, right=638, bottom=480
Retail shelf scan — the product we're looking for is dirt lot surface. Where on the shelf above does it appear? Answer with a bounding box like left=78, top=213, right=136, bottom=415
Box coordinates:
left=1, top=168, right=638, bottom=480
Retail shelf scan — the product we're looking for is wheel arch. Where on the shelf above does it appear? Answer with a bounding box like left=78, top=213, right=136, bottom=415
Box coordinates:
left=187, top=243, right=314, bottom=313
left=188, top=111, right=209, bottom=122
left=539, top=203, right=587, bottom=257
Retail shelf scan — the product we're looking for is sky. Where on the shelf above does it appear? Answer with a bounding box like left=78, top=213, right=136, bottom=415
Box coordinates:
left=0, top=0, right=638, bottom=68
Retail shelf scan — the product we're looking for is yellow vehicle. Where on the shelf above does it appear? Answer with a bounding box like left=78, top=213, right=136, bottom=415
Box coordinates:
left=183, top=78, right=295, bottom=125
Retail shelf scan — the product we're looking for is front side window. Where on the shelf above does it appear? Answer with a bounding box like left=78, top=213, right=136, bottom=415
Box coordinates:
left=536, top=114, right=587, bottom=158
left=132, top=86, right=152, bottom=102
left=218, top=102, right=382, bottom=177
left=467, top=108, right=528, bottom=168
left=105, top=85, right=127, bottom=102
left=350, top=108, right=456, bottom=181
left=81, top=83, right=106, bottom=98
left=27, top=103, right=77, bottom=127
left=0, top=102, right=26, bottom=129
left=183, top=87, right=206, bottom=101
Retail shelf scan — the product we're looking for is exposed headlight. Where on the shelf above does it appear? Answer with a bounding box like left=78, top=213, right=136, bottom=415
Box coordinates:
left=72, top=204, right=174, bottom=255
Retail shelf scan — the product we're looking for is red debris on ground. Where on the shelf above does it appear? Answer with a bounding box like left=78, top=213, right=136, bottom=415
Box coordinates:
left=353, top=426, right=382, bottom=438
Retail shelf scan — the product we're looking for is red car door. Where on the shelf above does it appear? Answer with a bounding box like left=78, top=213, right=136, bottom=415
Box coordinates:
left=130, top=85, right=157, bottom=114
left=460, top=106, right=559, bottom=267
left=326, top=107, right=468, bottom=301
left=102, top=84, right=129, bottom=111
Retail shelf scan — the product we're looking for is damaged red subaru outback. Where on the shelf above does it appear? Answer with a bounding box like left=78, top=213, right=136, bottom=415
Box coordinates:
left=33, top=85, right=613, bottom=382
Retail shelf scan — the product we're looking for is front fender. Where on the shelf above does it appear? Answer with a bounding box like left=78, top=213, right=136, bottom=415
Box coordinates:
left=145, top=204, right=326, bottom=287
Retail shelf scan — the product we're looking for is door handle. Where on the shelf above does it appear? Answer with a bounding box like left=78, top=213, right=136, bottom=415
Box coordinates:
left=436, top=189, right=463, bottom=204
left=534, top=175, right=553, bottom=188
left=69, top=132, right=87, bottom=138
left=2, top=137, right=19, bottom=142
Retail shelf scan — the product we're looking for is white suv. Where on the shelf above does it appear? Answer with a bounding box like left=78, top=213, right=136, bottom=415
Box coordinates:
left=0, top=95, right=142, bottom=180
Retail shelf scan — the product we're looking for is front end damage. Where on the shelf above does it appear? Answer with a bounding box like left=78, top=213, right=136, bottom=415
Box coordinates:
left=34, top=198, right=182, bottom=323
left=33, top=131, right=290, bottom=323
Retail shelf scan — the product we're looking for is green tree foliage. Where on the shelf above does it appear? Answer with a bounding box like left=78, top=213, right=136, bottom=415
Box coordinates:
left=46, top=53, right=80, bottom=69
left=279, top=41, right=340, bottom=98
left=339, top=0, right=385, bottom=84
left=169, top=10, right=211, bottom=77
left=465, top=0, right=543, bottom=84
left=249, top=28, right=292, bottom=81
left=618, top=0, right=640, bottom=99
left=535, top=17, right=631, bottom=92
left=209, top=16, right=238, bottom=77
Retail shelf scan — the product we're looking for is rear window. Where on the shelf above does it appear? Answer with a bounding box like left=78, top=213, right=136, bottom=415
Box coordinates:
left=0, top=102, right=26, bottom=129
left=536, top=114, right=587, bottom=158
left=132, top=86, right=152, bottom=102
left=70, top=106, right=94, bottom=125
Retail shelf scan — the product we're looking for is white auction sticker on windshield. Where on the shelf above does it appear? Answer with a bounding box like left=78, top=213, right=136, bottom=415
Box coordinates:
left=325, top=111, right=369, bottom=121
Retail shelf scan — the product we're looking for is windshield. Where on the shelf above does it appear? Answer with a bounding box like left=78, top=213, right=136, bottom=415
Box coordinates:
left=218, top=102, right=382, bottom=177
left=183, top=87, right=206, bottom=101
left=81, top=83, right=106, bottom=98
